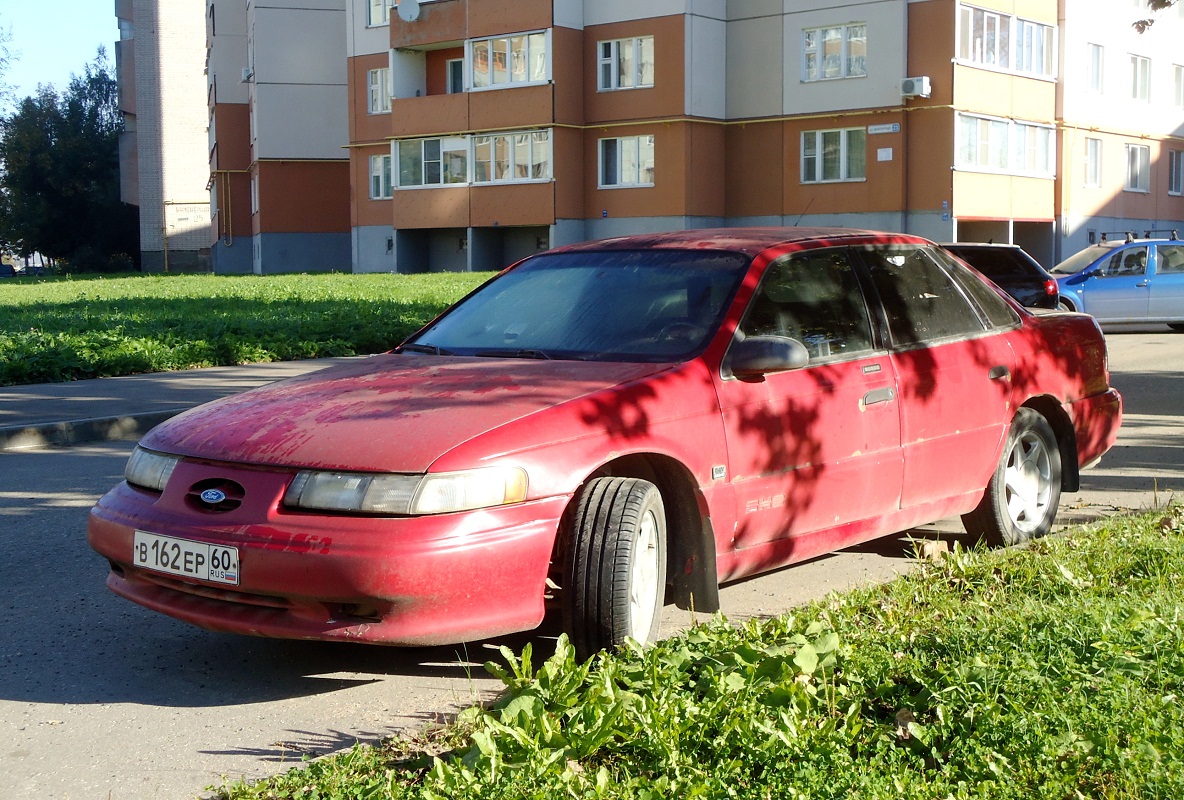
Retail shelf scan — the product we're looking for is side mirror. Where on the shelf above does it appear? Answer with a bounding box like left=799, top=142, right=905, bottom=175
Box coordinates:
left=1086, top=267, right=1103, bottom=278
left=728, top=335, right=810, bottom=380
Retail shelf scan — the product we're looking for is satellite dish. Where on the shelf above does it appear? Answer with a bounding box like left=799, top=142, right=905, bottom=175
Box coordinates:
left=397, top=0, right=420, bottom=22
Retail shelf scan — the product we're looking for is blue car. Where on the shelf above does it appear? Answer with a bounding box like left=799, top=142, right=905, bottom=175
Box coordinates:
left=1051, top=237, right=1184, bottom=331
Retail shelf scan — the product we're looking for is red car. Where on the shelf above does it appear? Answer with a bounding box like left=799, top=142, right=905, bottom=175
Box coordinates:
left=88, top=229, right=1122, bottom=658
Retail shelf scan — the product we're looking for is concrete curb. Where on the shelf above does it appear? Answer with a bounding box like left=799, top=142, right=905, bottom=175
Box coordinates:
left=0, top=409, right=184, bottom=452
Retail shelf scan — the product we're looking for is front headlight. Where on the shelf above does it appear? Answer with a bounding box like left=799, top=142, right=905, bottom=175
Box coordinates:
left=283, top=466, right=528, bottom=515
left=125, top=446, right=181, bottom=492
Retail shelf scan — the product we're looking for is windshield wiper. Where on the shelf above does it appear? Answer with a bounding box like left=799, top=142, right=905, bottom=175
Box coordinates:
left=398, top=342, right=454, bottom=355
left=474, top=348, right=554, bottom=360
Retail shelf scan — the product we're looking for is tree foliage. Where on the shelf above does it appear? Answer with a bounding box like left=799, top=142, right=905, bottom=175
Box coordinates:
left=0, top=49, right=138, bottom=270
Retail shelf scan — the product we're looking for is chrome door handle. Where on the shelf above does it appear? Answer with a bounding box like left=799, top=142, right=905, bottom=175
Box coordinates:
left=1136, top=280, right=1150, bottom=287
left=988, top=365, right=1011, bottom=381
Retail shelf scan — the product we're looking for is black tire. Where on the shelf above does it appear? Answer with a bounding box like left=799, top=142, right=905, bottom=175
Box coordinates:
left=1057, top=297, right=1076, bottom=312
left=563, top=477, right=667, bottom=660
left=963, top=408, right=1062, bottom=547
left=1168, top=323, right=1184, bottom=333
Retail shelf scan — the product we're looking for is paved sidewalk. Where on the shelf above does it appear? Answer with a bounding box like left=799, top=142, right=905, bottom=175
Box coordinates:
left=0, top=358, right=355, bottom=452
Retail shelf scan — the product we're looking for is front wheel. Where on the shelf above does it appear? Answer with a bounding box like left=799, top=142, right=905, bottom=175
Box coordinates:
left=962, top=408, right=1062, bottom=547
left=1057, top=297, right=1076, bottom=312
left=1168, top=323, right=1184, bottom=333
left=563, top=477, right=667, bottom=660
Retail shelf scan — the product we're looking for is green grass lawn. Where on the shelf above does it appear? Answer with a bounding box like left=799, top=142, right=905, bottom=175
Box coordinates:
left=214, top=508, right=1184, bottom=800
left=0, top=272, right=491, bottom=386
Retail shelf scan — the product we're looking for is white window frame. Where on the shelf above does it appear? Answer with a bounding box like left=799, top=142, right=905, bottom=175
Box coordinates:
left=396, top=136, right=471, bottom=188
left=367, top=0, right=393, bottom=27
left=800, top=128, right=867, bottom=183
left=473, top=130, right=552, bottom=184
left=957, top=5, right=1056, bottom=78
left=369, top=153, right=393, bottom=199
left=1170, top=150, right=1184, bottom=196
left=1085, top=137, right=1102, bottom=187
left=368, top=68, right=391, bottom=114
left=597, top=36, right=655, bottom=91
left=801, top=24, right=867, bottom=82
left=1087, top=44, right=1104, bottom=94
left=955, top=113, right=1055, bottom=178
left=1125, top=143, right=1151, bottom=192
left=468, top=30, right=550, bottom=91
left=599, top=135, right=655, bottom=188
left=1130, top=54, right=1150, bottom=101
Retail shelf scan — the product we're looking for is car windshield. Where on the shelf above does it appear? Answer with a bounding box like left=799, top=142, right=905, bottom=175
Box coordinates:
left=1051, top=245, right=1110, bottom=274
left=407, top=249, right=751, bottom=362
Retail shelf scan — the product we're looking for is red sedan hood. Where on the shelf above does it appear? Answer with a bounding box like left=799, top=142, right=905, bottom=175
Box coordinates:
left=140, top=355, right=672, bottom=472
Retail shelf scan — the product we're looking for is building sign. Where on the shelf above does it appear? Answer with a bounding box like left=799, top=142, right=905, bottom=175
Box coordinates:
left=867, top=123, right=901, bottom=134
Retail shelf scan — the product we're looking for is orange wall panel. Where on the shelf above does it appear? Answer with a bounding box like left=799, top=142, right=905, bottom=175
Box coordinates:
left=392, top=187, right=471, bottom=229
left=553, top=126, right=585, bottom=219
left=391, top=92, right=470, bottom=138
left=469, top=83, right=553, bottom=132
left=211, top=103, right=251, bottom=171
left=470, top=182, right=555, bottom=227
left=725, top=123, right=786, bottom=218
left=425, top=47, right=464, bottom=96
left=905, top=108, right=954, bottom=212
left=350, top=53, right=394, bottom=144
left=907, top=1, right=955, bottom=107
left=391, top=0, right=468, bottom=49
left=584, top=123, right=686, bottom=219
left=584, top=16, right=684, bottom=124
left=468, top=0, right=551, bottom=39
left=552, top=26, right=584, bottom=126
left=256, top=161, right=351, bottom=234
left=953, top=172, right=1054, bottom=220
left=351, top=148, right=394, bottom=228
left=685, top=123, right=726, bottom=218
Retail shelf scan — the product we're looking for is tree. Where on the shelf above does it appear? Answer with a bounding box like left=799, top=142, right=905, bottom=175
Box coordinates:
left=0, top=49, right=138, bottom=270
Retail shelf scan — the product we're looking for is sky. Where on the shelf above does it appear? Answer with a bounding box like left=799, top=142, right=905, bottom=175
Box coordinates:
left=1, top=1, right=120, bottom=103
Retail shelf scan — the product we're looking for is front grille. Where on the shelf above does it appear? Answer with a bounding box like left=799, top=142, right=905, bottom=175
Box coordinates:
left=185, top=477, right=246, bottom=513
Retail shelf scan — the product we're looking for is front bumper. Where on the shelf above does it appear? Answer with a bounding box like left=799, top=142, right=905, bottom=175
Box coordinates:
left=87, top=462, right=568, bottom=646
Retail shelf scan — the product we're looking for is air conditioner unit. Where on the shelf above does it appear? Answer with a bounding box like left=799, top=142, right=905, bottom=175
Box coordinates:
left=241, top=67, right=254, bottom=83
left=901, top=76, right=931, bottom=98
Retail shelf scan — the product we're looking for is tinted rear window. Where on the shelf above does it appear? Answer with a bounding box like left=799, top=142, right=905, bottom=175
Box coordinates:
left=946, top=247, right=1037, bottom=279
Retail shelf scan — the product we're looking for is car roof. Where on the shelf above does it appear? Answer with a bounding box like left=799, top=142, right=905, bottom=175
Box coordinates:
left=544, top=227, right=930, bottom=259
left=941, top=242, right=1023, bottom=250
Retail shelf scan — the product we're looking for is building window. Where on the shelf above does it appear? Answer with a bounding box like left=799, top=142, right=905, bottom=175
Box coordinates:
left=1085, top=138, right=1102, bottom=186
left=598, top=36, right=655, bottom=91
left=599, top=135, right=655, bottom=187
left=957, top=5, right=1055, bottom=78
left=802, top=24, right=867, bottom=81
left=368, top=68, right=391, bottom=114
left=368, top=0, right=392, bottom=27
left=1175, top=64, right=1184, bottom=107
left=447, top=59, right=464, bottom=93
left=956, top=113, right=1054, bottom=177
left=1169, top=150, right=1184, bottom=195
left=369, top=154, right=393, bottom=199
left=397, top=137, right=469, bottom=187
left=470, top=32, right=548, bottom=90
left=1130, top=55, right=1150, bottom=101
left=801, top=128, right=867, bottom=183
left=1125, top=144, right=1150, bottom=192
left=1087, top=44, right=1104, bottom=93
left=250, top=177, right=258, bottom=215
left=473, top=130, right=552, bottom=183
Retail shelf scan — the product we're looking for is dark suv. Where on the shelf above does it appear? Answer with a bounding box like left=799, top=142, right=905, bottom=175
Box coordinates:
left=942, top=243, right=1060, bottom=309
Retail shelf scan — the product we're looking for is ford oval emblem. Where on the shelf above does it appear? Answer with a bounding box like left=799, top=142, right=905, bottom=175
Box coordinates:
left=200, top=488, right=228, bottom=504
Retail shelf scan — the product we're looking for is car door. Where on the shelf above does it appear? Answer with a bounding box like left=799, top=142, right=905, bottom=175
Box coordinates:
left=715, top=248, right=903, bottom=550
left=1081, top=246, right=1151, bottom=321
left=1149, top=243, right=1184, bottom=321
left=855, top=244, right=1016, bottom=509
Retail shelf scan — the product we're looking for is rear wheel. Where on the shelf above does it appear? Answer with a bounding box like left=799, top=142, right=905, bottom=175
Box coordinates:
left=962, top=408, right=1062, bottom=547
left=1168, top=323, right=1184, bottom=333
left=563, top=477, right=667, bottom=660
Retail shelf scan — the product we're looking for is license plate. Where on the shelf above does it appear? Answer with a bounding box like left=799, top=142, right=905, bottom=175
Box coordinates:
left=133, top=531, right=240, bottom=586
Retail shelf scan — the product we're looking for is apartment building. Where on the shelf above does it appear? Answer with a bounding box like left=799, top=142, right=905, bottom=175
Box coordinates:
left=116, top=0, right=212, bottom=272
left=207, top=0, right=351, bottom=274
left=195, top=0, right=1183, bottom=274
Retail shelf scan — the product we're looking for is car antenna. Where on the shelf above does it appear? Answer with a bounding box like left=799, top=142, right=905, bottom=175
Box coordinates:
left=794, top=197, right=814, bottom=226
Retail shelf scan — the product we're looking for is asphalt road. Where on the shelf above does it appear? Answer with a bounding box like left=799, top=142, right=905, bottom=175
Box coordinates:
left=1, top=329, right=1180, bottom=799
